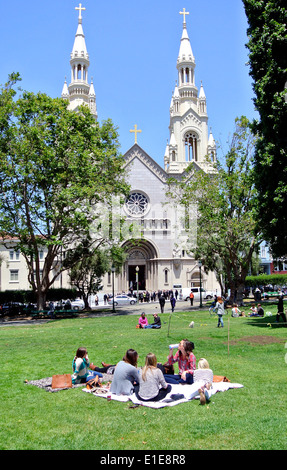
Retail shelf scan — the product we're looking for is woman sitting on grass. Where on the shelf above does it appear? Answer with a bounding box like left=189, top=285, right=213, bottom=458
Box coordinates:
left=194, top=358, right=213, bottom=405
left=110, top=349, right=139, bottom=396
left=72, top=347, right=103, bottom=385
left=135, top=353, right=171, bottom=402
left=138, top=312, right=148, bottom=328
left=181, top=358, right=214, bottom=405
left=165, top=339, right=196, bottom=384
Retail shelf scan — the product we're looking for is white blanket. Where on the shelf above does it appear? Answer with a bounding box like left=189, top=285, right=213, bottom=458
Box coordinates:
left=83, top=382, right=244, bottom=409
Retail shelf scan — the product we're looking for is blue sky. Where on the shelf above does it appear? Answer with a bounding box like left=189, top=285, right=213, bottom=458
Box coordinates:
left=1, top=0, right=257, bottom=165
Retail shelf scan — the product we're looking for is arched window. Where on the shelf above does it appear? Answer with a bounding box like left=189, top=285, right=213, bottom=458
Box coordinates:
left=77, top=64, right=81, bottom=80
left=185, top=133, right=198, bottom=162
left=164, top=269, right=168, bottom=284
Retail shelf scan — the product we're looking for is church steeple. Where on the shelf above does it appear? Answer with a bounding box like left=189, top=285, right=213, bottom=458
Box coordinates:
left=61, top=3, right=98, bottom=120
left=166, top=8, right=216, bottom=174
left=177, top=8, right=197, bottom=101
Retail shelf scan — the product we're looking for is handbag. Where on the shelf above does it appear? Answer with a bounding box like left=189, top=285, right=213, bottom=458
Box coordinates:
left=213, top=375, right=230, bottom=383
left=86, top=375, right=101, bottom=390
left=52, top=374, right=72, bottom=389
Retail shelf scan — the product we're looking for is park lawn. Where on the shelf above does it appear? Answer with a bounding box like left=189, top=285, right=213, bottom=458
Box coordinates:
left=0, top=304, right=286, bottom=450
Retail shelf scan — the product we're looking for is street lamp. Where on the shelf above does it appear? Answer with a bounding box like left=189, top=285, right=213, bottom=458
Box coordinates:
left=198, top=260, right=203, bottom=308
left=111, top=266, right=116, bottom=313
left=135, top=266, right=139, bottom=302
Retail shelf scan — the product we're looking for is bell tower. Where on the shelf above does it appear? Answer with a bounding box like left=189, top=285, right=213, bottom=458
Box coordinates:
left=61, top=3, right=98, bottom=121
left=165, top=8, right=216, bottom=174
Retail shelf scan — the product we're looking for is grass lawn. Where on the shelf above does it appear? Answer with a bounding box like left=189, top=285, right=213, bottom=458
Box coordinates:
left=0, top=303, right=286, bottom=451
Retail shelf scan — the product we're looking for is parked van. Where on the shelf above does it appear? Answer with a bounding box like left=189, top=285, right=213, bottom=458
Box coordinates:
left=181, top=287, right=207, bottom=301
left=173, top=285, right=217, bottom=301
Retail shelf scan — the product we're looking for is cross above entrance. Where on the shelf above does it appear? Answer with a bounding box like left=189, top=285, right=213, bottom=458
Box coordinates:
left=130, top=124, right=142, bottom=144
left=180, top=8, right=189, bottom=24
left=76, top=3, right=86, bottom=20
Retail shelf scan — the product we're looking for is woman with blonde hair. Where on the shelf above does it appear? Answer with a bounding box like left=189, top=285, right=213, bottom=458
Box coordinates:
left=194, top=358, right=213, bottom=405
left=180, top=358, right=214, bottom=405
left=135, top=353, right=171, bottom=402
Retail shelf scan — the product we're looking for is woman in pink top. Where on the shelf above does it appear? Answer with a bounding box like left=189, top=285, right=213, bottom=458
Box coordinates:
left=138, top=312, right=148, bottom=328
left=165, top=339, right=196, bottom=384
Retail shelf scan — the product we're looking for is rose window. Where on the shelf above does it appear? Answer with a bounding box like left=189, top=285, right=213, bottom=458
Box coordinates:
left=125, top=192, right=149, bottom=216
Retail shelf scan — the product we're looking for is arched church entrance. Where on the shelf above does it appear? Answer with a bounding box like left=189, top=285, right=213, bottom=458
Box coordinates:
left=119, top=240, right=158, bottom=293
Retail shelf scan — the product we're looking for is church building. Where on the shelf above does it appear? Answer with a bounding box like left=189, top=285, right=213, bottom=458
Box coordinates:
left=62, top=4, right=220, bottom=295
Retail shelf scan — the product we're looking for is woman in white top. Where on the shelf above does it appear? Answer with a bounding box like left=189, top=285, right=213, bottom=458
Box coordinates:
left=186, top=358, right=213, bottom=405
left=194, top=358, right=213, bottom=405
left=135, top=353, right=171, bottom=402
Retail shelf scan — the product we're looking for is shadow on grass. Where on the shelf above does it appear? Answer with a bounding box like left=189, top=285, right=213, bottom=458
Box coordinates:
left=243, top=315, right=287, bottom=328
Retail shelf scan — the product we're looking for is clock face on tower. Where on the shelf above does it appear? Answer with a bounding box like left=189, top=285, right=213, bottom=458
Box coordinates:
left=125, top=192, right=149, bottom=217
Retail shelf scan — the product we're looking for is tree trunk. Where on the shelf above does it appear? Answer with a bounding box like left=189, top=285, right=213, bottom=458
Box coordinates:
left=37, top=290, right=47, bottom=311
left=83, top=293, right=91, bottom=310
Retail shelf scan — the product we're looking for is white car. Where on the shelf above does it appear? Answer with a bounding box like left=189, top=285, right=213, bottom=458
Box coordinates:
left=108, top=295, right=137, bottom=306
left=70, top=299, right=85, bottom=310
left=204, top=290, right=219, bottom=300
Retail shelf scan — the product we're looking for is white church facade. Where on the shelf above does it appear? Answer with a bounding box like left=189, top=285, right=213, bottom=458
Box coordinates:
left=0, top=5, right=220, bottom=296
left=59, top=5, right=218, bottom=295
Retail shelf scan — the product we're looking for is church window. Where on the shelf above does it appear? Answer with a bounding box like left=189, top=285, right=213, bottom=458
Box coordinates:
left=185, top=133, right=198, bottom=162
left=172, top=151, right=176, bottom=161
left=186, top=67, right=190, bottom=83
left=77, top=64, right=81, bottom=80
left=125, top=192, right=149, bottom=216
left=164, top=269, right=168, bottom=284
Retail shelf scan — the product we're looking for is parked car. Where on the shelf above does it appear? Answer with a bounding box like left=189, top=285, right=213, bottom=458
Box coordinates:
left=203, top=290, right=219, bottom=300
left=0, top=302, right=25, bottom=316
left=55, top=299, right=85, bottom=310
left=70, top=299, right=85, bottom=310
left=108, top=295, right=137, bottom=306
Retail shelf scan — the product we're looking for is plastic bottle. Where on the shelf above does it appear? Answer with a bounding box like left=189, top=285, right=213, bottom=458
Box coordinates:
left=169, top=343, right=179, bottom=349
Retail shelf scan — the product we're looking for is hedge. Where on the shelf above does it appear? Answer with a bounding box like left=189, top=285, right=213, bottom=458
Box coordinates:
left=245, top=273, right=287, bottom=287
left=0, top=288, right=78, bottom=304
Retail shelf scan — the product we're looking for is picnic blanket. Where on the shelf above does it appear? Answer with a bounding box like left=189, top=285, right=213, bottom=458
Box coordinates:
left=83, top=381, right=244, bottom=409
left=25, top=373, right=113, bottom=392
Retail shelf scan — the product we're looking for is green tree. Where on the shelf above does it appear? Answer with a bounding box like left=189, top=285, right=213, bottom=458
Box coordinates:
left=0, top=75, right=129, bottom=310
left=167, top=117, right=260, bottom=305
left=66, top=241, right=126, bottom=309
left=243, top=0, right=287, bottom=256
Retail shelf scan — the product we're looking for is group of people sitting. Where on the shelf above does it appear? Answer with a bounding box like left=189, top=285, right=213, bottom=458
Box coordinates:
left=231, top=303, right=265, bottom=317
left=137, top=312, right=161, bottom=329
left=71, top=339, right=213, bottom=405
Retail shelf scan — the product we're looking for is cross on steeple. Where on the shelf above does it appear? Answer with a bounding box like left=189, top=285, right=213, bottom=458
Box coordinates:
left=76, top=3, right=86, bottom=20
left=130, top=125, right=142, bottom=144
left=180, top=8, right=189, bottom=24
